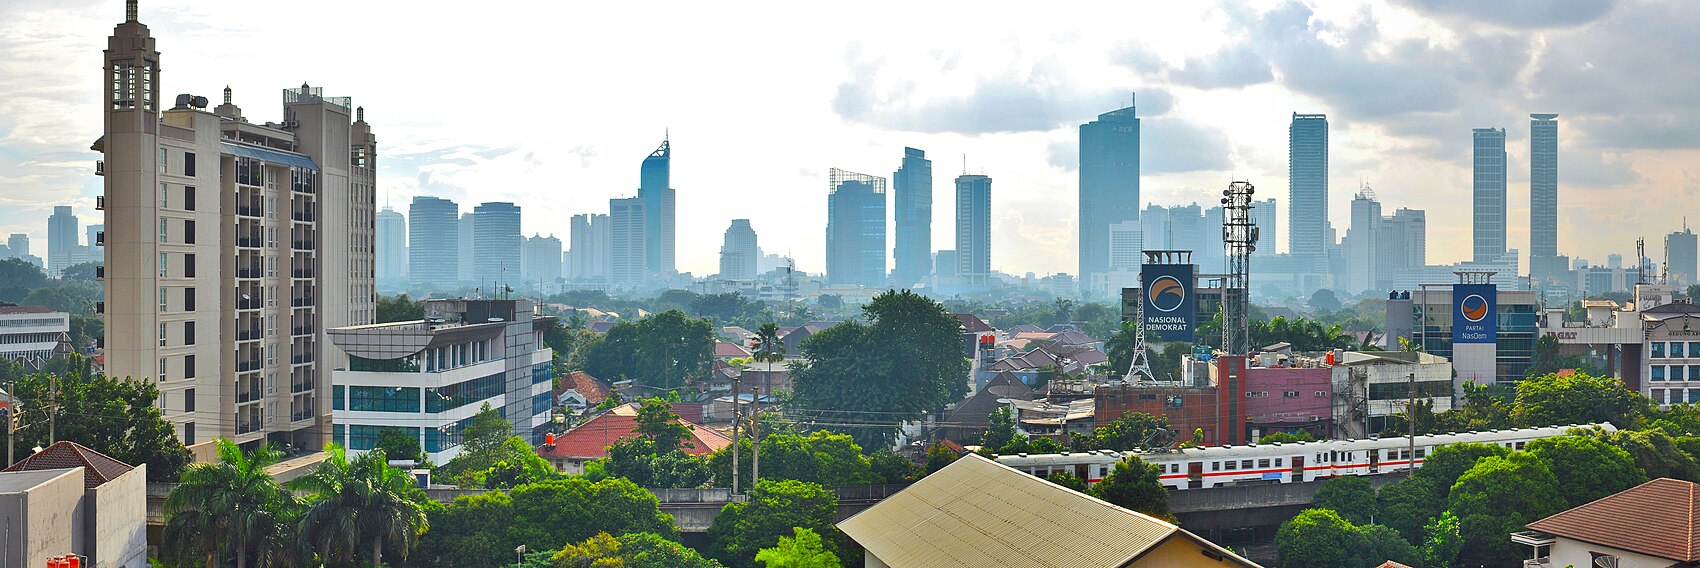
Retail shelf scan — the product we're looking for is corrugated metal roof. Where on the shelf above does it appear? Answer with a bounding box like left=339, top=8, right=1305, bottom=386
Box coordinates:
left=839, top=454, right=1183, bottom=567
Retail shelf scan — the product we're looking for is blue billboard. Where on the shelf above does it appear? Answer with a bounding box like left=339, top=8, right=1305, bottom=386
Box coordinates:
left=1142, top=263, right=1196, bottom=342
left=1452, top=284, right=1497, bottom=344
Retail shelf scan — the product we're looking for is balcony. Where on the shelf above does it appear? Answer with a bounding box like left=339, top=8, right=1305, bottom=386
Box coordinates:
left=236, top=235, right=263, bottom=249
left=236, top=267, right=262, bottom=279
left=290, top=354, right=315, bottom=365
left=237, top=328, right=262, bottom=341
left=290, top=297, right=314, bottom=308
left=291, top=410, right=314, bottom=422
left=235, top=299, right=262, bottom=311
left=96, top=160, right=104, bottom=176
left=96, top=195, right=105, bottom=210
left=236, top=204, right=263, bottom=218
left=291, top=325, right=314, bottom=336
left=291, top=268, right=315, bottom=279
left=291, top=210, right=316, bottom=222
left=236, top=416, right=262, bottom=435
left=236, top=359, right=262, bottom=373
left=292, top=240, right=314, bottom=251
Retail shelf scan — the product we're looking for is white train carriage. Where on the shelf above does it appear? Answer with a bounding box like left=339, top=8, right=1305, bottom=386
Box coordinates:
left=996, top=423, right=1615, bottom=490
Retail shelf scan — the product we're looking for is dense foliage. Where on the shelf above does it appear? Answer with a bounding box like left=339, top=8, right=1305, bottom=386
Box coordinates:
left=1088, top=456, right=1172, bottom=522
left=753, top=528, right=841, bottom=568
left=553, top=532, right=725, bottom=568
left=708, top=480, right=842, bottom=568
left=6, top=354, right=190, bottom=478
left=409, top=477, right=678, bottom=568
left=583, top=310, right=716, bottom=391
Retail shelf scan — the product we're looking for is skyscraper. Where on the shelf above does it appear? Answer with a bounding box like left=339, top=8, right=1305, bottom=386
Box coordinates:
left=94, top=1, right=375, bottom=447
left=523, top=234, right=562, bottom=285
left=639, top=137, right=674, bottom=276
left=1668, top=224, right=1698, bottom=287
left=1346, top=190, right=1382, bottom=294
left=1383, top=208, right=1427, bottom=286
left=376, top=207, right=406, bottom=290
left=7, top=234, right=28, bottom=258
left=609, top=197, right=646, bottom=288
left=1530, top=114, right=1560, bottom=281
left=825, top=168, right=887, bottom=287
left=955, top=174, right=992, bottom=286
left=1289, top=113, right=1329, bottom=258
left=1473, top=128, right=1508, bottom=263
left=891, top=147, right=933, bottom=287
left=472, top=202, right=522, bottom=289
left=47, top=205, right=78, bottom=275
left=1079, top=98, right=1140, bottom=290
left=457, top=212, right=475, bottom=284
left=408, top=196, right=459, bottom=290
left=719, top=219, right=759, bottom=280
left=569, top=213, right=610, bottom=280
left=1250, top=198, right=1277, bottom=258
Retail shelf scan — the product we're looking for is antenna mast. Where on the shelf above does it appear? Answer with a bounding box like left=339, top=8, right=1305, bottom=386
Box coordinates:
left=1638, top=237, right=1648, bottom=285
left=1222, top=181, right=1258, bottom=355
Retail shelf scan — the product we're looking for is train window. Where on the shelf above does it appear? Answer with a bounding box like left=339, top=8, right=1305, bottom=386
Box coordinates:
left=1224, top=461, right=1236, bottom=471
left=1515, top=442, right=1526, bottom=450
left=1258, top=459, right=1270, bottom=468
left=1416, top=449, right=1426, bottom=458
left=1275, top=458, right=1283, bottom=467
left=1211, top=462, right=1220, bottom=471
left=1242, top=460, right=1252, bottom=469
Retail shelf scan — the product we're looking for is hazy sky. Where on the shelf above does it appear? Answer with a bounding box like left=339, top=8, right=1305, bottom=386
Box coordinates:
left=2, top=0, right=1695, bottom=277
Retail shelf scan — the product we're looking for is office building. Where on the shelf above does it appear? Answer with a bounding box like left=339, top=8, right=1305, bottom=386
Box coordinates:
left=825, top=168, right=887, bottom=287
left=522, top=234, right=562, bottom=285
left=891, top=147, right=932, bottom=287
left=328, top=298, right=555, bottom=464
left=719, top=219, right=758, bottom=280
left=1289, top=113, right=1329, bottom=258
left=568, top=213, right=610, bottom=281
left=955, top=174, right=992, bottom=286
left=1670, top=224, right=1698, bottom=287
left=47, top=205, right=78, bottom=276
left=639, top=137, right=674, bottom=276
left=471, top=202, right=522, bottom=289
left=1473, top=127, right=1508, bottom=263
left=1250, top=199, right=1276, bottom=257
left=1381, top=208, right=1427, bottom=286
left=934, top=250, right=958, bottom=280
left=376, top=206, right=406, bottom=290
left=94, top=3, right=375, bottom=447
left=609, top=197, right=646, bottom=288
left=1345, top=190, right=1381, bottom=294
left=8, top=234, right=28, bottom=258
left=407, top=196, right=457, bottom=290
left=1078, top=98, right=1141, bottom=291
left=457, top=212, right=475, bottom=284
left=0, top=305, right=70, bottom=367
left=1530, top=114, right=1560, bottom=281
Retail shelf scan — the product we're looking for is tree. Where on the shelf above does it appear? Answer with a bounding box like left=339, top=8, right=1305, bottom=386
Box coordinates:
left=815, top=294, right=843, bottom=310
left=1308, top=289, right=1342, bottom=311
left=293, top=445, right=429, bottom=566
left=1446, top=452, right=1568, bottom=567
left=1275, top=508, right=1357, bottom=568
left=1526, top=435, right=1646, bottom=508
left=1511, top=371, right=1651, bottom=428
left=1351, top=524, right=1420, bottom=568
left=1584, top=426, right=1700, bottom=481
left=754, top=527, right=841, bottom=568
left=477, top=437, right=561, bottom=489
left=0, top=258, right=46, bottom=302
left=1375, top=475, right=1441, bottom=545
left=23, top=286, right=92, bottom=314
left=1103, top=320, right=1138, bottom=377
left=790, top=290, right=970, bottom=449
left=1093, top=412, right=1170, bottom=451
left=1412, top=442, right=1511, bottom=499
left=59, top=261, right=99, bottom=282
left=750, top=322, right=787, bottom=385
left=162, top=440, right=297, bottom=568
left=709, top=480, right=841, bottom=568
left=1257, top=431, right=1315, bottom=444
left=1311, top=476, right=1377, bottom=525
left=867, top=449, right=919, bottom=484
left=1046, top=472, right=1088, bottom=493
left=410, top=491, right=517, bottom=568
left=375, top=427, right=425, bottom=465
left=554, top=532, right=725, bottom=568
left=634, top=398, right=694, bottom=452
left=9, top=354, right=190, bottom=478
left=1420, top=511, right=1463, bottom=568
left=981, top=407, right=1017, bottom=451
left=377, top=293, right=424, bottom=323
left=507, top=477, right=677, bottom=553
left=924, top=442, right=959, bottom=474
left=1088, top=456, right=1172, bottom=522
left=603, top=438, right=710, bottom=489
left=708, top=431, right=876, bottom=488
left=583, top=311, right=716, bottom=391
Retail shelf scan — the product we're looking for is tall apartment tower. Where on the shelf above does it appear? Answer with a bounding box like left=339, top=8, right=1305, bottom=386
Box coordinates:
left=472, top=202, right=522, bottom=290
left=522, top=234, right=562, bottom=285
left=825, top=168, right=887, bottom=287
left=95, top=1, right=374, bottom=447
left=955, top=174, right=992, bottom=286
left=719, top=219, right=759, bottom=280
left=375, top=206, right=406, bottom=290
left=1346, top=190, right=1382, bottom=294
left=1289, top=113, right=1329, bottom=258
left=608, top=197, right=646, bottom=288
left=568, top=213, right=611, bottom=280
left=1668, top=224, right=1698, bottom=287
left=639, top=138, right=674, bottom=277
left=1078, top=98, right=1140, bottom=290
left=1529, top=114, right=1560, bottom=281
left=407, top=196, right=458, bottom=290
left=47, top=205, right=79, bottom=276
left=891, top=147, right=932, bottom=287
left=1473, top=128, right=1508, bottom=263
left=1381, top=208, right=1427, bottom=287
left=1250, top=199, right=1277, bottom=257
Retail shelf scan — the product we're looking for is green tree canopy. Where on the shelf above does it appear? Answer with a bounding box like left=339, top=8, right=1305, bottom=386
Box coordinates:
left=634, top=398, right=694, bottom=452
left=375, top=427, right=425, bottom=465
left=1311, top=476, right=1377, bottom=525
left=866, top=449, right=920, bottom=484
left=1257, top=431, right=1316, bottom=444
left=789, top=290, right=971, bottom=449
left=502, top=477, right=677, bottom=554
left=1447, top=452, right=1568, bottom=567
left=1421, top=511, right=1463, bottom=568
left=377, top=293, right=425, bottom=323
left=1583, top=426, right=1700, bottom=481
left=0, top=258, right=46, bottom=302
left=1375, top=475, right=1441, bottom=545
left=1092, top=412, right=1170, bottom=451
left=292, top=444, right=429, bottom=566
left=1351, top=524, right=1420, bottom=568
left=1526, top=434, right=1646, bottom=507
left=9, top=354, right=190, bottom=478
left=553, top=532, right=724, bottom=568
left=1511, top=371, right=1651, bottom=428
left=1088, top=456, right=1172, bottom=522
left=708, top=430, right=876, bottom=489
left=601, top=437, right=710, bottom=489
left=161, top=440, right=297, bottom=568
left=584, top=310, right=716, bottom=391
left=1275, top=508, right=1357, bottom=568
left=981, top=407, right=1017, bottom=450
left=753, top=527, right=841, bottom=568
left=709, top=480, right=842, bottom=568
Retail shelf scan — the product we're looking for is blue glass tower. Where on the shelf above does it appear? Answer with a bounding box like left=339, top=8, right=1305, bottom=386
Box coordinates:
left=639, top=137, right=674, bottom=276
left=1289, top=113, right=1329, bottom=258
left=826, top=168, right=887, bottom=286
left=1079, top=99, right=1140, bottom=290
left=1473, top=128, right=1507, bottom=263
left=955, top=174, right=992, bottom=286
left=892, top=147, right=932, bottom=287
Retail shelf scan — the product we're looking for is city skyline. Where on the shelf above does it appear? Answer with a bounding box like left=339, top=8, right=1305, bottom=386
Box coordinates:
left=3, top=0, right=1697, bottom=277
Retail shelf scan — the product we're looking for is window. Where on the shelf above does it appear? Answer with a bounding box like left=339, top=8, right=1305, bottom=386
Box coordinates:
left=1284, top=391, right=1300, bottom=398
left=159, top=323, right=167, bottom=346
left=1654, top=342, right=1667, bottom=358
left=159, top=288, right=167, bottom=310
left=184, top=186, right=196, bottom=211
left=347, top=386, right=421, bottom=412
left=159, top=253, right=167, bottom=277
left=1275, top=458, right=1284, bottom=466
left=1211, top=462, right=1220, bottom=472
left=184, top=220, right=195, bottom=244
left=161, top=182, right=168, bottom=208
left=1655, top=366, right=1668, bottom=381
left=159, top=218, right=168, bottom=242
left=184, top=354, right=195, bottom=379
left=1677, top=342, right=1689, bottom=359
left=1315, top=390, right=1327, bottom=397
left=184, top=388, right=195, bottom=413
left=1242, top=459, right=1253, bottom=469
left=184, top=288, right=195, bottom=311
left=183, top=422, right=195, bottom=445
left=184, top=321, right=195, bottom=345
left=184, top=253, right=195, bottom=278
left=184, top=152, right=196, bottom=176
left=332, top=385, right=345, bottom=410
left=1223, top=460, right=1236, bottom=471
left=158, top=357, right=166, bottom=381
left=158, top=148, right=167, bottom=173
left=1258, top=459, right=1270, bottom=468
left=1690, top=389, right=1700, bottom=404
left=1692, top=342, right=1700, bottom=356
left=1677, top=366, right=1690, bottom=382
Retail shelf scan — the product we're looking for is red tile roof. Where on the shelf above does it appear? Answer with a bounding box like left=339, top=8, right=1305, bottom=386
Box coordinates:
left=537, top=403, right=730, bottom=460
left=2, top=441, right=135, bottom=490
left=554, top=371, right=612, bottom=404
left=1527, top=477, right=1700, bottom=561
left=715, top=341, right=752, bottom=358
left=954, top=313, right=994, bottom=334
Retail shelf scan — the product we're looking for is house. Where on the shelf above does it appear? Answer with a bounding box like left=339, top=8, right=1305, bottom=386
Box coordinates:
left=587, top=320, right=619, bottom=334
left=536, top=402, right=729, bottom=474
left=838, top=453, right=1260, bottom=567
left=714, top=341, right=752, bottom=361
left=554, top=370, right=613, bottom=413
left=940, top=372, right=1035, bottom=444
left=0, top=442, right=148, bottom=568
left=1513, top=477, right=1700, bottom=568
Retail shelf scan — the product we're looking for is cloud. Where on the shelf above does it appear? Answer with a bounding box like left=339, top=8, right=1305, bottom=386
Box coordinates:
left=1143, top=118, right=1232, bottom=174
left=1169, top=44, right=1274, bottom=89
left=1395, top=0, right=1617, bottom=29
left=1528, top=2, right=1700, bottom=149
left=1046, top=138, right=1077, bottom=172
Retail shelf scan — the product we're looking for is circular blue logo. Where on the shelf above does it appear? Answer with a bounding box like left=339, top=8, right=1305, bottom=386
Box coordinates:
left=1460, top=294, right=1489, bottom=323
left=1148, top=276, right=1186, bottom=313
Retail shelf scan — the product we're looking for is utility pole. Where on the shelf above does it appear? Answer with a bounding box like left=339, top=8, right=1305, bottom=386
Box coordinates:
left=750, top=385, right=760, bottom=486
left=48, top=372, right=57, bottom=445
left=1407, top=371, right=1417, bottom=472
left=731, top=376, right=740, bottom=495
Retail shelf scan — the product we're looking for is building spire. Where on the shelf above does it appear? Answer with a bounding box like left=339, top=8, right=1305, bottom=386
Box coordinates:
left=126, top=0, right=138, bottom=22
left=356, top=106, right=364, bottom=123
left=223, top=85, right=232, bottom=105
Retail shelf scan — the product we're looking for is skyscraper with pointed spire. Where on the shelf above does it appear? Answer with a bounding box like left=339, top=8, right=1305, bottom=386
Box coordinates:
left=639, top=136, right=674, bottom=277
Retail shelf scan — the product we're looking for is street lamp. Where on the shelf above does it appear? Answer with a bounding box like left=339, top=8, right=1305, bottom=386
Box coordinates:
left=515, top=545, right=526, bottom=565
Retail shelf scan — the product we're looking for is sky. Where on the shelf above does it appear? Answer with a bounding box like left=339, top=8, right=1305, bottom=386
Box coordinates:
left=2, top=0, right=1697, bottom=278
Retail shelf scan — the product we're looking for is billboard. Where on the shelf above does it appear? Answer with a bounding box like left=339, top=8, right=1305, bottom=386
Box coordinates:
left=1452, top=284, right=1497, bottom=344
left=1142, top=263, right=1196, bottom=342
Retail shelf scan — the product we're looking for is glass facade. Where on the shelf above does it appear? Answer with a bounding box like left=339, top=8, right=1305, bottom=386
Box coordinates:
left=1080, top=104, right=1142, bottom=287
left=349, top=425, right=418, bottom=451
left=425, top=373, right=504, bottom=413
left=347, top=386, right=421, bottom=412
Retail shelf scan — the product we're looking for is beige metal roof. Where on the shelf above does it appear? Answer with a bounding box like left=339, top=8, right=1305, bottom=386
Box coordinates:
left=838, top=453, right=1258, bottom=567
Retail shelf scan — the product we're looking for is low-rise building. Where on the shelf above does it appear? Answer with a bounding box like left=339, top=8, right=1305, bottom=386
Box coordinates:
left=1330, top=351, right=1455, bottom=439
left=326, top=298, right=555, bottom=464
left=536, top=402, right=728, bottom=474
left=554, top=370, right=611, bottom=414
left=0, top=304, right=71, bottom=367
left=0, top=442, right=147, bottom=568
left=1514, top=477, right=1700, bottom=568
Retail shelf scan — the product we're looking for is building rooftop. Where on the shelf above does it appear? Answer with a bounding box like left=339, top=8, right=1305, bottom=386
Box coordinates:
left=0, top=468, right=80, bottom=494
left=555, top=371, right=612, bottom=405
left=0, top=305, right=58, bottom=315
left=1526, top=477, right=1700, bottom=562
left=2, top=441, right=136, bottom=490
left=537, top=403, right=729, bottom=460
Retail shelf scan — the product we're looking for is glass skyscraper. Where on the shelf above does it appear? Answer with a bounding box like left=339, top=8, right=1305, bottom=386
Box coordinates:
left=1288, top=113, right=1329, bottom=258
left=955, top=174, right=992, bottom=286
left=825, top=168, right=887, bottom=286
left=639, top=137, right=674, bottom=276
left=892, top=147, right=932, bottom=287
left=376, top=206, right=406, bottom=290
left=472, top=202, right=522, bottom=289
left=1529, top=114, right=1559, bottom=280
left=408, top=196, right=459, bottom=290
left=1078, top=99, right=1140, bottom=290
left=1473, top=128, right=1508, bottom=263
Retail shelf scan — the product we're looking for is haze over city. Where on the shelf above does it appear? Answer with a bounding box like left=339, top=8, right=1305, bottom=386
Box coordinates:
left=2, top=0, right=1694, bottom=277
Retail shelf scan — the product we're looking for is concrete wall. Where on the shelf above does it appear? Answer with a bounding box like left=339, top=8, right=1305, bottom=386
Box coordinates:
left=0, top=468, right=84, bottom=568
left=1550, top=539, right=1672, bottom=568
left=89, top=464, right=148, bottom=568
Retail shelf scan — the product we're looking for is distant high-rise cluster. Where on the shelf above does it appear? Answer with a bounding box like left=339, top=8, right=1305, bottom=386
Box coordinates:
left=825, top=168, right=887, bottom=287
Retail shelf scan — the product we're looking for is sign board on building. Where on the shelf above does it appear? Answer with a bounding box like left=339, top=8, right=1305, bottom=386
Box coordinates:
left=1142, top=263, right=1196, bottom=342
left=1452, top=284, right=1497, bottom=344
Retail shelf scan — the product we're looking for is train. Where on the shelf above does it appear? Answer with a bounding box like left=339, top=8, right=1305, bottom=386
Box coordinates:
left=994, top=423, right=1615, bottom=490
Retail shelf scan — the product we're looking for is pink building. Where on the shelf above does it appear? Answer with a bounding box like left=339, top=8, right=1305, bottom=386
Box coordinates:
left=1241, top=366, right=1333, bottom=440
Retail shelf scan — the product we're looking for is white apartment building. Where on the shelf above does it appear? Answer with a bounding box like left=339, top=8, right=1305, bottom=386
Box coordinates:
left=327, top=299, right=554, bottom=464
left=94, top=1, right=375, bottom=448
left=0, top=306, right=71, bottom=367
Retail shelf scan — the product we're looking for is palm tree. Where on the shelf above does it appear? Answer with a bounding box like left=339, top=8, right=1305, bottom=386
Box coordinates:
left=294, top=445, right=429, bottom=567
left=751, top=323, right=786, bottom=386
left=162, top=440, right=296, bottom=568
